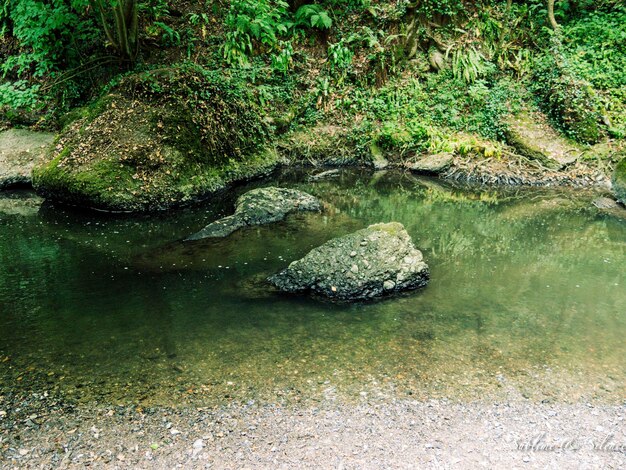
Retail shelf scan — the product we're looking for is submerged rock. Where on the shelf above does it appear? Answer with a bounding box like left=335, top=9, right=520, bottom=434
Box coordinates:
left=592, top=196, right=626, bottom=220
left=268, top=222, right=429, bottom=301
left=0, top=129, right=54, bottom=189
left=32, top=65, right=278, bottom=212
left=592, top=197, right=620, bottom=210
left=613, top=158, right=626, bottom=204
left=406, top=153, right=453, bottom=174
left=0, top=191, right=43, bottom=217
left=186, top=187, right=321, bottom=240
left=308, top=169, right=340, bottom=181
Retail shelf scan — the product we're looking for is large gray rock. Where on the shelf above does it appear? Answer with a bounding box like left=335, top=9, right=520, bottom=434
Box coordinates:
left=186, top=187, right=321, bottom=240
left=268, top=222, right=429, bottom=301
left=0, top=129, right=54, bottom=189
left=406, top=153, right=453, bottom=174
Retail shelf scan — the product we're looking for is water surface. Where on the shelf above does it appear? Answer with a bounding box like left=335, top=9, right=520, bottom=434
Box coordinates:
left=1, top=170, right=624, bottom=406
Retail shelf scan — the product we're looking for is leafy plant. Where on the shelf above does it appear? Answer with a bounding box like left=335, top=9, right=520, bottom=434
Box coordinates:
left=328, top=40, right=354, bottom=77
left=152, top=21, right=181, bottom=45
left=446, top=46, right=491, bottom=84
left=271, top=41, right=294, bottom=75
left=295, top=4, right=332, bottom=30
left=532, top=36, right=604, bottom=144
left=0, top=80, right=40, bottom=110
left=561, top=7, right=626, bottom=91
left=2, top=0, right=96, bottom=78
left=222, top=0, right=290, bottom=66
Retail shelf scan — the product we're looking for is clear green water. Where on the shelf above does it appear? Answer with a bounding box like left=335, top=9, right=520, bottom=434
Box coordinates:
left=1, top=170, right=625, bottom=406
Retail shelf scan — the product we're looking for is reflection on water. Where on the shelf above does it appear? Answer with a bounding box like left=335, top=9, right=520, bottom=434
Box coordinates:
left=0, top=171, right=624, bottom=406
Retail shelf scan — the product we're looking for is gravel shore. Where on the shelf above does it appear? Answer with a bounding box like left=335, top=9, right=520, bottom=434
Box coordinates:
left=2, top=394, right=624, bottom=469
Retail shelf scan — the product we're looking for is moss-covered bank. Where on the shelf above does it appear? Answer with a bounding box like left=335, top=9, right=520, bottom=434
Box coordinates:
left=32, top=65, right=279, bottom=212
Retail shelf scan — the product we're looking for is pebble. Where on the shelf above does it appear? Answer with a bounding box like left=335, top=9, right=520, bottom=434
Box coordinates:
left=193, top=439, right=204, bottom=449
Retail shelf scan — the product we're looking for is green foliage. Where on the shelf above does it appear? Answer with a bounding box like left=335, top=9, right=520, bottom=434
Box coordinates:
left=560, top=6, right=626, bottom=136
left=0, top=80, right=40, bottom=109
left=271, top=41, right=294, bottom=75
left=2, top=0, right=95, bottom=78
left=222, top=0, right=291, bottom=66
left=376, top=119, right=429, bottom=155
left=532, top=36, right=603, bottom=144
left=152, top=21, right=181, bottom=46
left=120, top=64, right=271, bottom=163
left=413, top=0, right=466, bottom=18
left=561, top=7, right=626, bottom=91
left=0, top=0, right=10, bottom=35
left=328, top=41, right=354, bottom=76
left=295, top=4, right=332, bottom=30
left=446, top=46, right=492, bottom=84
left=339, top=71, right=519, bottom=154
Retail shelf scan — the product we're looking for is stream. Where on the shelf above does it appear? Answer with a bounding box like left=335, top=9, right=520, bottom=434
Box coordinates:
left=0, top=169, right=624, bottom=407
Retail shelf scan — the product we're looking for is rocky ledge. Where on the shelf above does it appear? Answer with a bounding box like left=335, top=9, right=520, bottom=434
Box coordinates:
left=268, top=222, right=429, bottom=301
left=0, top=129, right=54, bottom=189
left=186, top=187, right=321, bottom=240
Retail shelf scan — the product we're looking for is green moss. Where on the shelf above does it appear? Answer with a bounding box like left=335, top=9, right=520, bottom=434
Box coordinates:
left=33, top=65, right=278, bottom=212
left=369, top=222, right=404, bottom=236
left=532, top=39, right=604, bottom=144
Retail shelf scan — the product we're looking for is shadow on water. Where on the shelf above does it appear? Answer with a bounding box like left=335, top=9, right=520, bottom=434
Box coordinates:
left=0, top=169, right=624, bottom=405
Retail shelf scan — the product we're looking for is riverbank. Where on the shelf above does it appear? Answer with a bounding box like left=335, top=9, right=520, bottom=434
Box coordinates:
left=1, top=395, right=624, bottom=469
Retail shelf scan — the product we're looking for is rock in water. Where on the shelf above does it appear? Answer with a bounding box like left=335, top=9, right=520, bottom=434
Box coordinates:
left=268, top=222, right=429, bottom=301
left=592, top=197, right=620, bottom=210
left=186, top=187, right=321, bottom=240
left=613, top=158, right=626, bottom=204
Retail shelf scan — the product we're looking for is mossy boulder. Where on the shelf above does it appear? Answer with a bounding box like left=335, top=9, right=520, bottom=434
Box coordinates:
left=268, top=222, right=429, bottom=301
left=533, top=44, right=603, bottom=144
left=32, top=65, right=278, bottom=212
left=504, top=111, right=581, bottom=169
left=406, top=153, right=454, bottom=174
left=613, top=158, right=626, bottom=204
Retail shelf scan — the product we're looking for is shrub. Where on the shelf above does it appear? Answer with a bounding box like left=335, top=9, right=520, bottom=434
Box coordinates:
left=532, top=36, right=603, bottom=144
left=1, top=0, right=96, bottom=79
left=222, top=0, right=291, bottom=66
